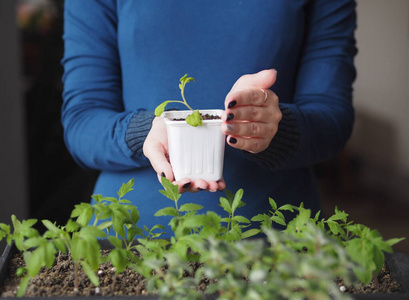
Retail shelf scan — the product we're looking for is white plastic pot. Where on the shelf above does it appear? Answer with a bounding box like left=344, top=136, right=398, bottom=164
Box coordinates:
left=162, top=109, right=225, bottom=181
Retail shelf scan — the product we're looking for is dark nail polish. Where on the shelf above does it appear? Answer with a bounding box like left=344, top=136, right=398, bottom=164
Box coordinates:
left=161, top=172, right=166, bottom=177
left=227, top=113, right=234, bottom=121
left=229, top=137, right=237, bottom=144
left=198, top=188, right=206, bottom=191
left=228, top=100, right=237, bottom=108
left=182, top=182, right=191, bottom=189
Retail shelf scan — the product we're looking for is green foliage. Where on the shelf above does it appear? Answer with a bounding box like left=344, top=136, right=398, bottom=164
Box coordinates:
left=0, top=177, right=405, bottom=299
left=154, top=74, right=203, bottom=127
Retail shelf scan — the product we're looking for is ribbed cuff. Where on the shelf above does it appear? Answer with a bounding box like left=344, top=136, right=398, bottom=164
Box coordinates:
left=125, top=111, right=155, bottom=156
left=243, top=104, right=299, bottom=171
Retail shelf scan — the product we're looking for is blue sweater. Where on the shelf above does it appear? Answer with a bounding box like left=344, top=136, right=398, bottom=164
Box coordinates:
left=62, top=0, right=357, bottom=234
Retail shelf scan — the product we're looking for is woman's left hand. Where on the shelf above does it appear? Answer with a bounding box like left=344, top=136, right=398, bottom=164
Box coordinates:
left=221, top=69, right=282, bottom=153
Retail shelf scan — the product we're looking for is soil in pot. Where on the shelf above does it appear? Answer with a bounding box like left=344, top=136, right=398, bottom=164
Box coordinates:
left=0, top=250, right=405, bottom=298
left=172, top=113, right=221, bottom=121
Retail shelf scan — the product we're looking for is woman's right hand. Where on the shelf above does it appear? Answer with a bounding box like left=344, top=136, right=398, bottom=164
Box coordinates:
left=143, top=117, right=226, bottom=193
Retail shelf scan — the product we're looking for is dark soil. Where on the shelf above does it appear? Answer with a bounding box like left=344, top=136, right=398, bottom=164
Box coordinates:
left=172, top=113, right=221, bottom=121
left=0, top=251, right=404, bottom=297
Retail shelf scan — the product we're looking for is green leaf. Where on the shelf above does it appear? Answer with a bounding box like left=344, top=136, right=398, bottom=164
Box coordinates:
left=251, top=214, right=269, bottom=222
left=241, top=228, right=260, bottom=239
left=386, top=237, right=405, bottom=248
left=81, top=261, right=100, bottom=286
left=231, top=189, right=244, bottom=213
left=42, top=220, right=60, bottom=234
left=219, top=197, right=232, bottom=214
left=97, top=221, right=112, bottom=231
left=71, top=203, right=94, bottom=227
left=16, top=276, right=30, bottom=297
left=128, top=226, right=144, bottom=242
left=80, top=226, right=105, bottom=239
left=107, top=236, right=123, bottom=249
left=65, top=219, right=80, bottom=232
left=269, top=198, right=277, bottom=210
left=233, top=215, right=250, bottom=224
left=179, top=203, right=203, bottom=212
left=159, top=177, right=181, bottom=202
left=328, top=208, right=349, bottom=222
left=278, top=204, right=295, bottom=212
left=154, top=101, right=172, bottom=117
left=117, top=178, right=134, bottom=199
left=154, top=207, right=179, bottom=217
left=180, top=74, right=195, bottom=85
left=271, top=215, right=286, bottom=226
left=186, top=110, right=203, bottom=127
left=101, top=196, right=118, bottom=203
left=327, top=221, right=343, bottom=236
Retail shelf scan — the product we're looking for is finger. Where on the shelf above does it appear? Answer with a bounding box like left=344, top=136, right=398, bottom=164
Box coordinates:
left=174, top=179, right=193, bottom=194
left=216, top=178, right=226, bottom=191
left=225, top=88, right=272, bottom=109
left=186, top=178, right=226, bottom=192
left=226, top=135, right=269, bottom=153
left=222, top=121, right=277, bottom=139
left=232, top=69, right=277, bottom=90
left=146, top=146, right=174, bottom=182
left=223, top=105, right=267, bottom=123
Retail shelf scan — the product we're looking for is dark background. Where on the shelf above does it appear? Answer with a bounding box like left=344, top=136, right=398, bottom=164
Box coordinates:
left=16, top=0, right=98, bottom=226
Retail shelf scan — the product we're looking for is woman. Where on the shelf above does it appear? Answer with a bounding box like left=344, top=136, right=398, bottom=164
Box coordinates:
left=62, top=0, right=357, bottom=235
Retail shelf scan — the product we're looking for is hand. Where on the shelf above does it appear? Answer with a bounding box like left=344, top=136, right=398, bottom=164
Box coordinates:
left=143, top=117, right=226, bottom=193
left=221, top=69, right=282, bottom=153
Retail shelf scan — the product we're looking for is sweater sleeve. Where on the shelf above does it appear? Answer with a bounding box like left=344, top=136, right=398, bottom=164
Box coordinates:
left=244, top=0, right=357, bottom=171
left=61, top=0, right=154, bottom=171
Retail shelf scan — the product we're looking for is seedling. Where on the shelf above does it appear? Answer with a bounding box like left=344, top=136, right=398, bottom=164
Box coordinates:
left=0, top=178, right=405, bottom=298
left=154, top=74, right=203, bottom=127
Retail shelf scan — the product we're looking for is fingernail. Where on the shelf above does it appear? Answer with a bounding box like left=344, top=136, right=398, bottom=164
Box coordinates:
left=226, top=124, right=234, bottom=132
left=229, top=137, right=237, bottom=144
left=198, top=188, right=206, bottom=191
left=209, top=190, right=217, bottom=193
left=182, top=182, right=191, bottom=189
left=226, top=113, right=234, bottom=121
left=228, top=100, right=237, bottom=108
left=161, top=172, right=166, bottom=177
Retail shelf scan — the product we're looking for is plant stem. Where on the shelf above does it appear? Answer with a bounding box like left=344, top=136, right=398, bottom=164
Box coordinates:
left=74, top=262, right=79, bottom=293
left=373, top=271, right=379, bottom=290
left=180, top=89, right=194, bottom=111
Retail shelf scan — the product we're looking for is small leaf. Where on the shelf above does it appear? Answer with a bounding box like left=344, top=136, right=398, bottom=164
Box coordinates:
left=65, top=219, right=80, bottom=232
left=269, top=198, right=277, bottom=210
left=233, top=215, right=250, bottom=224
left=154, top=101, right=171, bottom=117
left=154, top=207, right=179, bottom=217
left=186, top=110, right=203, bottom=127
left=81, top=261, right=100, bottom=286
left=251, top=214, right=269, bottom=222
left=278, top=204, right=295, bottom=212
left=108, top=236, right=123, bottom=248
left=218, top=197, right=232, bottom=214
left=42, top=220, right=60, bottom=234
left=16, top=276, right=30, bottom=297
left=117, top=178, right=134, bottom=199
left=386, top=237, right=405, bottom=248
left=271, top=215, right=286, bottom=226
left=241, top=228, right=260, bottom=239
left=231, top=189, right=244, bottom=213
left=159, top=177, right=181, bottom=202
left=179, top=203, right=203, bottom=212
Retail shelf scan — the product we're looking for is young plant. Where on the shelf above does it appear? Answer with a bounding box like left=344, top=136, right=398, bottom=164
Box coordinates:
left=252, top=199, right=406, bottom=287
left=154, top=74, right=203, bottom=127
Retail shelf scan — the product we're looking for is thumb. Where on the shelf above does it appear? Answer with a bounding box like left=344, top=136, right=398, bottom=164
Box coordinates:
left=232, top=69, right=277, bottom=92
left=143, top=143, right=175, bottom=182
